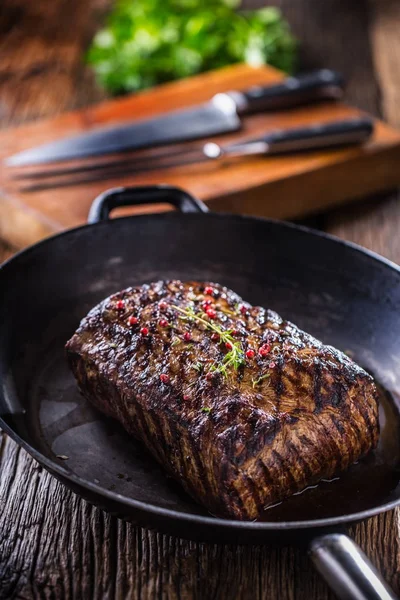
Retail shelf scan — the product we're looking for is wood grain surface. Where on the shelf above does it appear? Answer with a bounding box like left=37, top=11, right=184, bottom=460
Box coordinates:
left=1, top=0, right=400, bottom=598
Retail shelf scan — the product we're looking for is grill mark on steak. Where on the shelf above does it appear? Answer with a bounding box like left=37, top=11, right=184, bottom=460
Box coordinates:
left=256, top=459, right=276, bottom=507
left=299, top=433, right=325, bottom=474
left=66, top=280, right=380, bottom=520
left=318, top=417, right=346, bottom=471
left=343, top=392, right=369, bottom=450
left=243, top=472, right=265, bottom=511
left=271, top=449, right=298, bottom=496
left=357, top=387, right=376, bottom=440
left=312, top=361, right=323, bottom=414
left=287, top=440, right=313, bottom=482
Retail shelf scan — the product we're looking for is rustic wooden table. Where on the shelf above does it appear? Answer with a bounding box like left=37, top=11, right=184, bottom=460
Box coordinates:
left=1, top=1, right=400, bottom=598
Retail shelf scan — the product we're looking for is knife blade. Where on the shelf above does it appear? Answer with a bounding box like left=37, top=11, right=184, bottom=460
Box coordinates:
left=5, top=69, right=343, bottom=167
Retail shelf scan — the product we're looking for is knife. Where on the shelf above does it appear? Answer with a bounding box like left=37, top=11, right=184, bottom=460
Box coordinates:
left=5, top=69, right=343, bottom=167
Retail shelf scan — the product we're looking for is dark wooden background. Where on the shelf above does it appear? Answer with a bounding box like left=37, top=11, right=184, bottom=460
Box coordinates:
left=1, top=0, right=400, bottom=598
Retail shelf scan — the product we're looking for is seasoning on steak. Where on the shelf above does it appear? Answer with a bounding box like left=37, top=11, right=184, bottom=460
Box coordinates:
left=66, top=280, right=379, bottom=520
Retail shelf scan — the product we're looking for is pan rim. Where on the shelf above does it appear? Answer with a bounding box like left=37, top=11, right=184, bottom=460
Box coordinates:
left=1, top=210, right=400, bottom=278
left=1, top=210, right=400, bottom=531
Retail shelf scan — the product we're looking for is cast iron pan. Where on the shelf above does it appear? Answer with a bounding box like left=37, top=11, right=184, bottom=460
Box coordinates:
left=1, top=185, right=400, bottom=600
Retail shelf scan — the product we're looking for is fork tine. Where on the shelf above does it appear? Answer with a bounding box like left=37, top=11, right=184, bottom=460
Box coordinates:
left=19, top=153, right=210, bottom=192
left=11, top=145, right=203, bottom=181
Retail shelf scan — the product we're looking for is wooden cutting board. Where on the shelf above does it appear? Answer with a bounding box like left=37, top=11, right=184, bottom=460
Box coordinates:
left=1, top=63, right=400, bottom=249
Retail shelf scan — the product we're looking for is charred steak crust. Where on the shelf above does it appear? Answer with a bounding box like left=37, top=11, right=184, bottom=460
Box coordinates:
left=66, top=281, right=379, bottom=520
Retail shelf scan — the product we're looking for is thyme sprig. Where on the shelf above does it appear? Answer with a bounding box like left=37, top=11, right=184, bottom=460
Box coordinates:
left=219, top=307, right=237, bottom=317
left=172, top=305, right=244, bottom=376
left=252, top=373, right=271, bottom=388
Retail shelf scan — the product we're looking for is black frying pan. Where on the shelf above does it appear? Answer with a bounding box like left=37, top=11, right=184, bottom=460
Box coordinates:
left=1, top=185, right=400, bottom=600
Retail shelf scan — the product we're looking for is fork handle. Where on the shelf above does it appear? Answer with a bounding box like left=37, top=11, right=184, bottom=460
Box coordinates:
left=222, top=117, right=374, bottom=158
left=262, top=117, right=373, bottom=154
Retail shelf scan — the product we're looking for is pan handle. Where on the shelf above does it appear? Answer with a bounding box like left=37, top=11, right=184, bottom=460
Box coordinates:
left=309, top=532, right=398, bottom=599
left=88, top=185, right=209, bottom=223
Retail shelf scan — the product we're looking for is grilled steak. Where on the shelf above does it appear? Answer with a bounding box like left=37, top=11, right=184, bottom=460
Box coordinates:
left=66, top=280, right=379, bottom=520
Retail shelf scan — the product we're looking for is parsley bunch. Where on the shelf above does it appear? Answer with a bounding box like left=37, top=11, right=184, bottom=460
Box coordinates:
left=87, top=0, right=297, bottom=95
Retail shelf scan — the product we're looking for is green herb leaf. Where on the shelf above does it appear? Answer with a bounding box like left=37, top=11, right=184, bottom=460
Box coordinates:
left=219, top=307, right=237, bottom=316
left=87, top=1, right=297, bottom=95
left=192, top=361, right=204, bottom=372
left=252, top=373, right=270, bottom=388
left=201, top=407, right=212, bottom=414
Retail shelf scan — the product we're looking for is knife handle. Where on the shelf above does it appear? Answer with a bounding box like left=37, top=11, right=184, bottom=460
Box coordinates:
left=254, top=117, right=373, bottom=154
left=232, top=69, right=344, bottom=115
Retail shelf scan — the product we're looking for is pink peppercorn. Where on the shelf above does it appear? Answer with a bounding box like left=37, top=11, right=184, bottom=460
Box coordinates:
left=258, top=343, right=271, bottom=357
